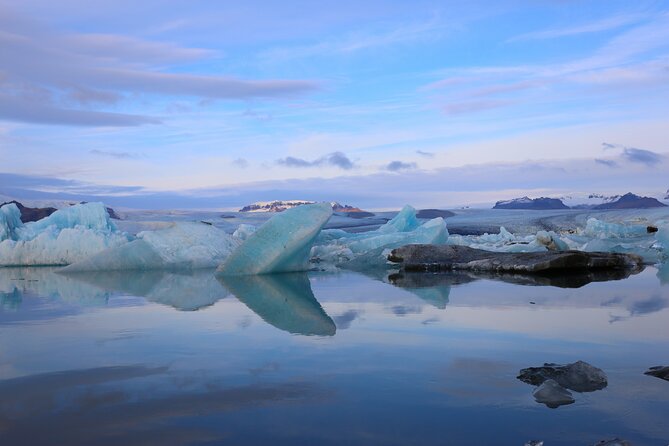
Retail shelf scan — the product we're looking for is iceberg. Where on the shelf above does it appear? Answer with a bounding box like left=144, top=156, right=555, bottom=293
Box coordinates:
left=583, top=218, right=649, bottom=239
left=217, top=203, right=332, bottom=275
left=61, top=222, right=241, bottom=271
left=0, top=202, right=129, bottom=266
left=447, top=227, right=569, bottom=254
left=311, top=205, right=449, bottom=268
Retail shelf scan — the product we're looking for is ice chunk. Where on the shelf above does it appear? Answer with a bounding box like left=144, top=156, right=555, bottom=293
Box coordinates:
left=219, top=272, right=336, bottom=336
left=0, top=203, right=23, bottom=241
left=61, top=222, right=241, bottom=271
left=311, top=214, right=448, bottom=268
left=0, top=202, right=128, bottom=267
left=378, top=205, right=420, bottom=233
left=233, top=224, right=256, bottom=240
left=217, top=203, right=333, bottom=275
left=656, top=224, right=669, bottom=250
left=532, top=379, right=575, bottom=408
left=447, top=227, right=569, bottom=254
left=583, top=218, right=648, bottom=239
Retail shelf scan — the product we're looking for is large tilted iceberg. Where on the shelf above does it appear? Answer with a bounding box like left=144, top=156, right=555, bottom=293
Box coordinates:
left=0, top=202, right=129, bottom=266
left=217, top=203, right=333, bottom=275
left=310, top=205, right=449, bottom=268
left=61, top=222, right=241, bottom=272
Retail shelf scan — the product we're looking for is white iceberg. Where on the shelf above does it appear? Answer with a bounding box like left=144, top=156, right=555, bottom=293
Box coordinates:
left=447, top=227, right=569, bottom=253
left=217, top=202, right=333, bottom=275
left=61, top=222, right=241, bottom=271
left=0, top=202, right=129, bottom=266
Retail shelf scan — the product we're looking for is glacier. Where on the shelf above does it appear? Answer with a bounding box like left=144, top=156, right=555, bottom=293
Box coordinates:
left=217, top=203, right=333, bottom=275
left=0, top=202, right=130, bottom=266
left=62, top=222, right=241, bottom=272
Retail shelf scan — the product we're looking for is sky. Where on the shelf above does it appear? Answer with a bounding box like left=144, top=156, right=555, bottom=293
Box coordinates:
left=1, top=0, right=668, bottom=209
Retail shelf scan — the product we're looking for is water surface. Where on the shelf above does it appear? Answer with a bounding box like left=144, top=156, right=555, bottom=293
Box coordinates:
left=0, top=265, right=668, bottom=445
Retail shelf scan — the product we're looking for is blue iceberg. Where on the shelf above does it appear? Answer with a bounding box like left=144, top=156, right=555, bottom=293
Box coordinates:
left=217, top=203, right=333, bottom=275
left=61, top=222, right=241, bottom=271
left=0, top=202, right=129, bottom=266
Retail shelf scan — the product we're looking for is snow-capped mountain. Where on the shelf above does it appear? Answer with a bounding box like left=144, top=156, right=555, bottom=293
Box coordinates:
left=239, top=200, right=366, bottom=213
left=493, top=196, right=568, bottom=210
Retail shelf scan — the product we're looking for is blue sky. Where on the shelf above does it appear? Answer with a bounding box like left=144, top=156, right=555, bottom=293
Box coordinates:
left=1, top=0, right=668, bottom=209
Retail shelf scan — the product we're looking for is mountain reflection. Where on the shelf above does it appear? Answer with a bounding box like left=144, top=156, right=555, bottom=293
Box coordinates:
left=218, top=273, right=336, bottom=336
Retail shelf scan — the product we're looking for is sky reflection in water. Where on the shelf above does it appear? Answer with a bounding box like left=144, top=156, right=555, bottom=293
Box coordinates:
left=0, top=265, right=668, bottom=446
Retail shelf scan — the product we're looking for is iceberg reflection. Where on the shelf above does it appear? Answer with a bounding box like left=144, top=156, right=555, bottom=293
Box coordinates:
left=62, top=269, right=229, bottom=311
left=218, top=273, right=336, bottom=336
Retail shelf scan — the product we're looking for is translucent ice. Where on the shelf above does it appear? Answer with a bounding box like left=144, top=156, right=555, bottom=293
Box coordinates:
left=217, top=203, right=333, bottom=275
left=583, top=218, right=648, bottom=239
left=447, top=227, right=569, bottom=253
left=311, top=209, right=448, bottom=268
left=62, top=222, right=241, bottom=271
left=233, top=224, right=257, bottom=240
left=0, top=202, right=129, bottom=266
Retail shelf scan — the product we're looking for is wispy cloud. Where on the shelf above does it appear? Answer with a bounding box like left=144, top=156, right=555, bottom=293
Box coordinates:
left=508, top=14, right=648, bottom=42
left=0, top=9, right=318, bottom=127
left=594, top=158, right=619, bottom=168
left=622, top=147, right=663, bottom=166
left=443, top=100, right=510, bottom=115
left=416, top=150, right=434, bottom=157
left=260, top=16, right=444, bottom=63
left=385, top=160, right=417, bottom=171
left=89, top=149, right=142, bottom=159
left=276, top=151, right=355, bottom=170
left=231, top=158, right=249, bottom=168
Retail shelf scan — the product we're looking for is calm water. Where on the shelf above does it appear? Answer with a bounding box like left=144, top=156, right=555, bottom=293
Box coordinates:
left=1, top=265, right=668, bottom=445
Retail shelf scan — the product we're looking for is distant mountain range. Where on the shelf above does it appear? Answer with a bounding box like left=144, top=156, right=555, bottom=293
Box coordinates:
left=493, top=197, right=569, bottom=210
left=239, top=200, right=370, bottom=215
left=494, top=193, right=667, bottom=210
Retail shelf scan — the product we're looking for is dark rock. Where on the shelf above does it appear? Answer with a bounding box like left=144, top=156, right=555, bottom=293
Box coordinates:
left=517, top=360, right=607, bottom=392
left=593, top=192, right=667, bottom=209
left=335, top=211, right=376, bottom=218
left=416, top=209, right=455, bottom=219
left=644, top=365, right=669, bottom=381
left=388, top=244, right=644, bottom=273
left=220, top=214, right=237, bottom=219
left=592, top=439, right=633, bottom=446
left=646, top=225, right=658, bottom=233
left=0, top=200, right=57, bottom=223
left=199, top=221, right=213, bottom=226
left=532, top=379, right=575, bottom=408
left=493, top=196, right=568, bottom=210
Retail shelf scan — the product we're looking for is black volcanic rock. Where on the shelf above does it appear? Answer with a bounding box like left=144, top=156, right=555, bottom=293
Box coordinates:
left=493, top=196, right=568, bottom=210
left=593, top=192, right=667, bottom=210
left=644, top=365, right=669, bottom=381
left=0, top=200, right=57, bottom=223
left=388, top=244, right=644, bottom=273
left=416, top=209, right=455, bottom=219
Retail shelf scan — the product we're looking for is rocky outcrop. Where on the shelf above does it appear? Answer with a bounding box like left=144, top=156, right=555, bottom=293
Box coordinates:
left=644, top=365, right=669, bottom=381
left=388, top=244, right=644, bottom=273
left=493, top=196, right=568, bottom=210
left=416, top=209, right=455, bottom=219
left=0, top=200, right=57, bottom=223
left=518, top=361, right=608, bottom=392
left=593, top=192, right=667, bottom=209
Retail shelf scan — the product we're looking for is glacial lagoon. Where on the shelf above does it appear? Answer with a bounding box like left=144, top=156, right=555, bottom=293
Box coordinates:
left=1, top=264, right=668, bottom=445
